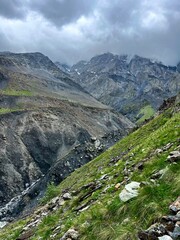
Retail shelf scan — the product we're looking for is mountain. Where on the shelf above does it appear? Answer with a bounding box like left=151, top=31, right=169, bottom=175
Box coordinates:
left=0, top=52, right=134, bottom=221
left=54, top=61, right=71, bottom=74
left=71, top=53, right=180, bottom=122
left=0, top=94, right=179, bottom=239
left=0, top=52, right=105, bottom=107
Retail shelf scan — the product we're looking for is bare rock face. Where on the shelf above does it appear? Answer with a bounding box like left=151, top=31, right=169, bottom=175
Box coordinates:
left=70, top=53, right=180, bottom=121
left=0, top=101, right=134, bottom=220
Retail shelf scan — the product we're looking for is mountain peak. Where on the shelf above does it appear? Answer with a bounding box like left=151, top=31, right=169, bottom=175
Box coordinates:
left=71, top=52, right=180, bottom=122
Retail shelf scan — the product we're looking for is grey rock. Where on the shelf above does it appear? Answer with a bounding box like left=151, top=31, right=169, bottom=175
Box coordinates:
left=0, top=221, right=8, bottom=229
left=60, top=228, right=79, bottom=240
left=158, top=236, right=173, bottom=240
left=62, top=193, right=72, bottom=200
left=119, top=181, right=141, bottom=202
left=167, top=151, right=180, bottom=163
left=171, top=224, right=180, bottom=239
left=151, top=168, right=168, bottom=179
left=169, top=196, right=180, bottom=213
left=95, top=139, right=101, bottom=148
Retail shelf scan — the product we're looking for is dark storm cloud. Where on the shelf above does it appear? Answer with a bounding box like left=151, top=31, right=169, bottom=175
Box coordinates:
left=0, top=0, right=179, bottom=65
left=0, top=0, right=27, bottom=19
left=29, top=0, right=97, bottom=26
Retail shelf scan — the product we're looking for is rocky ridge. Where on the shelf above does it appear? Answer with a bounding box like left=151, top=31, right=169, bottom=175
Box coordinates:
left=70, top=53, right=180, bottom=121
left=0, top=52, right=105, bottom=108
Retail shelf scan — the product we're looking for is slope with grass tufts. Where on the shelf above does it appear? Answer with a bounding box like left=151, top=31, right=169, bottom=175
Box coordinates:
left=0, top=98, right=179, bottom=239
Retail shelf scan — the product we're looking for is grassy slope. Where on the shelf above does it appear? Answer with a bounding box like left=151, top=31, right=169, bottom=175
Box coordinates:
left=137, top=105, right=155, bottom=123
left=0, top=108, right=179, bottom=240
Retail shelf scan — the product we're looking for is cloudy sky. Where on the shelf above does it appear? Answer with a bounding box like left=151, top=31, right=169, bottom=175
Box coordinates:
left=0, top=0, right=180, bottom=65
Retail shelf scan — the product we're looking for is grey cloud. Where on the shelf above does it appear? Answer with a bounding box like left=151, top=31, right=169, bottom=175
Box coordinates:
left=0, top=0, right=179, bottom=66
left=0, top=32, right=11, bottom=50
left=0, top=0, right=27, bottom=19
left=29, top=0, right=97, bottom=26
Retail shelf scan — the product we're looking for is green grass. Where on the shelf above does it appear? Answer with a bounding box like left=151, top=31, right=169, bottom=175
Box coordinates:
left=41, top=183, right=61, bottom=204
left=0, top=107, right=179, bottom=240
left=137, top=105, right=155, bottom=123
left=0, top=89, right=32, bottom=96
left=0, top=108, right=22, bottom=115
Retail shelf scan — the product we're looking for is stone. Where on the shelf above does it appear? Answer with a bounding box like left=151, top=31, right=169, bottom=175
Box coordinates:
left=60, top=228, right=79, bottom=240
left=115, top=183, right=121, bottom=190
left=0, top=221, right=8, bottom=229
left=171, top=223, right=180, bottom=239
left=95, top=140, right=101, bottom=148
left=151, top=168, right=168, bottom=179
left=119, top=181, right=141, bottom=202
left=163, top=143, right=173, bottom=151
left=169, top=196, right=180, bottom=213
left=91, top=136, right=97, bottom=142
left=158, top=236, right=173, bottom=240
left=62, top=193, right=72, bottom=200
left=167, top=151, right=180, bottom=163
left=155, top=149, right=163, bottom=154
left=99, top=174, right=108, bottom=180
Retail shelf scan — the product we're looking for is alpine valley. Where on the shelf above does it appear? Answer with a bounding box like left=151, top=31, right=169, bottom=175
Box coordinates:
left=0, top=52, right=179, bottom=240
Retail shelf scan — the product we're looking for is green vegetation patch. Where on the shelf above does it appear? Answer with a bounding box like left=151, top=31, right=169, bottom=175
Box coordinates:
left=0, top=89, right=32, bottom=96
left=137, top=104, right=155, bottom=123
left=0, top=108, right=21, bottom=115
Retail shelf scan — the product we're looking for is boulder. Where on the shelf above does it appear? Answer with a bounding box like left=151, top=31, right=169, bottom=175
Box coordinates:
left=119, top=181, right=141, bottom=202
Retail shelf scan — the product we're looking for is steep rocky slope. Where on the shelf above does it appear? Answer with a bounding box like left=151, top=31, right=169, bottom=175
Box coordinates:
left=0, top=103, right=133, bottom=206
left=0, top=52, right=104, bottom=107
left=54, top=62, right=70, bottom=74
left=0, top=95, right=179, bottom=239
left=0, top=52, right=134, bottom=223
left=71, top=53, right=180, bottom=122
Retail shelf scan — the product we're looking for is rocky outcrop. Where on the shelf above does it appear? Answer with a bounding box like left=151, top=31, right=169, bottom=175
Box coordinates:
left=71, top=53, right=180, bottom=121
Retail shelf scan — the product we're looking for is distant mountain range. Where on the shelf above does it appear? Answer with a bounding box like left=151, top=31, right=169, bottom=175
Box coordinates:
left=70, top=53, right=180, bottom=122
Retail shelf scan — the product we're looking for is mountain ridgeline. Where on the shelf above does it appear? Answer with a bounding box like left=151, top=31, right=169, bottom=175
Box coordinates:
left=70, top=53, right=180, bottom=122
